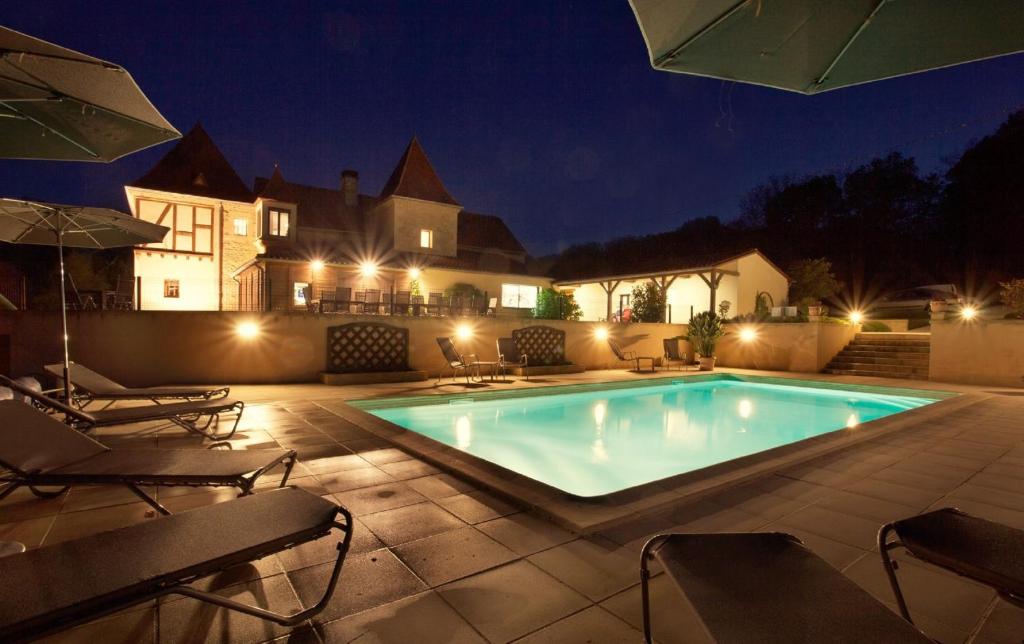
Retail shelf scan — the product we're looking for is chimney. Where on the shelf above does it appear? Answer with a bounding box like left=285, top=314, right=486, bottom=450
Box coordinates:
left=341, top=169, right=358, bottom=207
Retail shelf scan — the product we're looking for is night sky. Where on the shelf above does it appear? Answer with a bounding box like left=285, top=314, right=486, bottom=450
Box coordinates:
left=3, top=2, right=1024, bottom=256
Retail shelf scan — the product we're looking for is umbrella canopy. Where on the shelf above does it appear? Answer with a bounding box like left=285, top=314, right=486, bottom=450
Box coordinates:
left=0, top=198, right=168, bottom=398
left=0, top=25, right=180, bottom=161
left=628, top=0, right=1024, bottom=94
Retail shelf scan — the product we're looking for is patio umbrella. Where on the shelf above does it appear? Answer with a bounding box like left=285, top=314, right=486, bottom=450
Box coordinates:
left=0, top=25, right=180, bottom=161
left=628, top=0, right=1024, bottom=94
left=0, top=198, right=168, bottom=398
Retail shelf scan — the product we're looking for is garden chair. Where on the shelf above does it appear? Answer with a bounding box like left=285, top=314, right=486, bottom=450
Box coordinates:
left=394, top=290, right=411, bottom=315
left=427, top=291, right=443, bottom=315
left=110, top=275, right=135, bottom=310
left=64, top=273, right=95, bottom=311
left=411, top=294, right=425, bottom=316
left=608, top=338, right=655, bottom=372
left=0, top=487, right=353, bottom=641
left=662, top=338, right=689, bottom=370
left=879, top=507, right=1024, bottom=624
left=362, top=289, right=381, bottom=314
left=496, top=337, right=528, bottom=380
left=302, top=285, right=319, bottom=313
left=45, top=362, right=229, bottom=407
left=0, top=375, right=245, bottom=440
left=640, top=532, right=929, bottom=644
left=436, top=337, right=480, bottom=384
left=335, top=286, right=353, bottom=313
left=0, top=400, right=295, bottom=516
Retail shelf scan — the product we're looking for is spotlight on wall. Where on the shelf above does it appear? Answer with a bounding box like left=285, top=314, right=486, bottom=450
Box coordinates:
left=456, top=323, right=473, bottom=341
left=739, top=327, right=757, bottom=342
left=594, top=327, right=609, bottom=341
left=961, top=305, right=978, bottom=321
left=408, top=267, right=421, bottom=280
left=310, top=259, right=324, bottom=272
left=236, top=321, right=260, bottom=340
left=849, top=310, right=864, bottom=325
left=360, top=261, right=378, bottom=278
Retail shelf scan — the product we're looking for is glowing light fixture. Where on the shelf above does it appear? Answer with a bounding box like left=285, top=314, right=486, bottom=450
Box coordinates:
left=594, top=327, right=609, bottom=341
left=408, top=267, right=421, bottom=280
left=359, top=261, right=378, bottom=278
left=236, top=321, right=260, bottom=340
left=961, top=305, right=977, bottom=320
left=310, top=259, right=324, bottom=272
left=849, top=310, right=864, bottom=324
left=739, top=327, right=757, bottom=342
left=456, top=323, right=473, bottom=340
left=846, top=414, right=859, bottom=429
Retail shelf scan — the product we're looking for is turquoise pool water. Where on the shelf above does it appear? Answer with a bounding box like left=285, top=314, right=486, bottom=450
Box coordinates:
left=363, top=377, right=939, bottom=497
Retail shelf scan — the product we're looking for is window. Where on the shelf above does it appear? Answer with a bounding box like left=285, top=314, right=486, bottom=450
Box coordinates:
left=501, top=283, right=538, bottom=309
left=269, top=208, right=290, bottom=237
left=163, top=279, right=180, bottom=298
left=233, top=218, right=248, bottom=236
left=419, top=228, right=434, bottom=249
left=293, top=282, right=309, bottom=305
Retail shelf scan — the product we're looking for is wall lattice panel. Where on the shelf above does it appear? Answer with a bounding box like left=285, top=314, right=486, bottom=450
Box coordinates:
left=512, top=325, right=567, bottom=366
left=326, top=322, right=410, bottom=373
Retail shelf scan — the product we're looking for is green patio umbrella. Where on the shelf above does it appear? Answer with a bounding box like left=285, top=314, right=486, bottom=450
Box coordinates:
left=0, top=198, right=169, bottom=399
left=628, top=0, right=1024, bottom=94
left=0, top=25, right=180, bottom=160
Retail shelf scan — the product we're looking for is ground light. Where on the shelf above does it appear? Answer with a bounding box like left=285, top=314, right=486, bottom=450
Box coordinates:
left=961, top=305, right=978, bottom=320
left=456, top=323, right=473, bottom=341
left=849, top=311, right=864, bottom=324
left=236, top=321, right=260, bottom=340
left=739, top=327, right=757, bottom=342
left=360, top=261, right=378, bottom=278
left=594, top=327, right=609, bottom=341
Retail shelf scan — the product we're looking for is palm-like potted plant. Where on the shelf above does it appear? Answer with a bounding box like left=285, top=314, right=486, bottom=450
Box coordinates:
left=686, top=311, right=725, bottom=371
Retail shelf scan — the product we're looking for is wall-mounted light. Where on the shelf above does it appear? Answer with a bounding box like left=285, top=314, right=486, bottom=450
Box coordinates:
left=960, top=305, right=977, bottom=321
left=236, top=321, right=260, bottom=340
left=739, top=327, right=757, bottom=342
left=360, top=261, right=378, bottom=278
left=456, top=323, right=473, bottom=341
left=408, top=267, right=421, bottom=280
left=849, top=310, right=864, bottom=325
left=594, top=327, right=609, bottom=341
left=310, top=259, right=324, bottom=272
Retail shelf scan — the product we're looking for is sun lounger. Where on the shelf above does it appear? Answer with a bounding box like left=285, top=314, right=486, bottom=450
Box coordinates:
left=45, top=362, right=229, bottom=406
left=0, top=375, right=244, bottom=440
left=0, top=487, right=352, bottom=641
left=608, top=338, right=655, bottom=372
left=0, top=400, right=294, bottom=515
left=640, top=532, right=929, bottom=643
left=880, top=507, right=1024, bottom=623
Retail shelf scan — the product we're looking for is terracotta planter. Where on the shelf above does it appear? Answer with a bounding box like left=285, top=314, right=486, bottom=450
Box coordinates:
left=929, top=300, right=949, bottom=313
left=807, top=305, right=824, bottom=317
left=698, top=356, right=716, bottom=371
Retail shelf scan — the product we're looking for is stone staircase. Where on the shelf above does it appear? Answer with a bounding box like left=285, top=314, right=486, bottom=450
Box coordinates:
left=823, top=332, right=930, bottom=379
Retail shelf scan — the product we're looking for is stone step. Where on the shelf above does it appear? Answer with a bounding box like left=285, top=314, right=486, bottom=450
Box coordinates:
left=823, top=368, right=924, bottom=379
left=849, top=339, right=931, bottom=348
left=855, top=332, right=930, bottom=341
left=828, top=355, right=929, bottom=367
left=842, top=344, right=931, bottom=354
left=825, top=361, right=927, bottom=375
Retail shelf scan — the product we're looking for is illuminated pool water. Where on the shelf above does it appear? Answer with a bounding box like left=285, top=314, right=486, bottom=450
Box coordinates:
left=359, top=377, right=940, bottom=497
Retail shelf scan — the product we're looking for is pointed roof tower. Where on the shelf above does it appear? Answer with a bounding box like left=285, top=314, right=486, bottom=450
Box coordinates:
left=379, top=137, right=459, bottom=206
left=132, top=123, right=253, bottom=202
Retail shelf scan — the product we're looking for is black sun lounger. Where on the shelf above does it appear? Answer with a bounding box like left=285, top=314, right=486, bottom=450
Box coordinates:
left=0, top=487, right=352, bottom=642
left=0, top=400, right=295, bottom=515
left=45, top=362, right=229, bottom=405
left=1, top=374, right=244, bottom=440
left=880, top=507, right=1024, bottom=623
left=641, top=532, right=930, bottom=644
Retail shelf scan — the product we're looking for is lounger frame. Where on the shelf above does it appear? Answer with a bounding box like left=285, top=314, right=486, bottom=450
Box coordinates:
left=44, top=362, right=229, bottom=408
left=4, top=497, right=354, bottom=641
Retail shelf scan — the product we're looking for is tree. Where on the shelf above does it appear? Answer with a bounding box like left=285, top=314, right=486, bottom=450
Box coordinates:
left=533, top=288, right=582, bottom=320
left=788, top=258, right=842, bottom=306
left=631, top=282, right=665, bottom=322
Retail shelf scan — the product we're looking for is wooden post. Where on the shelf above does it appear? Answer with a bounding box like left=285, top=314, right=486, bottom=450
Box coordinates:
left=600, top=280, right=621, bottom=321
left=135, top=276, right=142, bottom=311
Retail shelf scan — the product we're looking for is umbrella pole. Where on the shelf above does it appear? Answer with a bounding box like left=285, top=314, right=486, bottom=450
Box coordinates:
left=56, top=227, right=72, bottom=402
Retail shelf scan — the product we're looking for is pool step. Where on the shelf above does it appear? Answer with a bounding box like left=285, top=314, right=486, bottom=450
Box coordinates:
left=823, top=332, right=931, bottom=380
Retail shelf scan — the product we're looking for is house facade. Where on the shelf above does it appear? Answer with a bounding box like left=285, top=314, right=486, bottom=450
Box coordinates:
left=127, top=124, right=548, bottom=313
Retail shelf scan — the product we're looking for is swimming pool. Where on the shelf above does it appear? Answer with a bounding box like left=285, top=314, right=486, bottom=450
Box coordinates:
left=357, top=376, right=943, bottom=497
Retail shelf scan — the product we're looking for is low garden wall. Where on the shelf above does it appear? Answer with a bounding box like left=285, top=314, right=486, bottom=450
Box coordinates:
left=930, top=318, right=1024, bottom=387
left=2, top=311, right=686, bottom=385
left=715, top=321, right=857, bottom=373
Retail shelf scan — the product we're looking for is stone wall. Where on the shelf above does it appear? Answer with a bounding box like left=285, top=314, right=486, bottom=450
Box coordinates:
left=930, top=319, right=1024, bottom=387
left=716, top=321, right=857, bottom=373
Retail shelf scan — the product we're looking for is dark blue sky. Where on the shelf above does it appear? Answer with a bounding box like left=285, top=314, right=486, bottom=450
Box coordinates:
left=3, top=2, right=1024, bottom=255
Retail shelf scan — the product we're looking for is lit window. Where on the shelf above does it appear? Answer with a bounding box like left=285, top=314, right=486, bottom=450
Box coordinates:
left=501, top=284, right=538, bottom=309
left=420, top=229, right=433, bottom=249
left=163, top=279, right=180, bottom=298
left=293, top=282, right=309, bottom=305
left=233, top=218, right=248, bottom=236
left=269, top=208, right=290, bottom=237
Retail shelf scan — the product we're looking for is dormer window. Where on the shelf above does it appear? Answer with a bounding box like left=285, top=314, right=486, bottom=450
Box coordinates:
left=268, top=207, right=290, bottom=237
left=420, top=228, right=434, bottom=249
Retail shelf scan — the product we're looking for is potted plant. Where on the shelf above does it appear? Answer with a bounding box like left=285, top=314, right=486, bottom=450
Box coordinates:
left=801, top=296, right=825, bottom=320
left=686, top=311, right=725, bottom=371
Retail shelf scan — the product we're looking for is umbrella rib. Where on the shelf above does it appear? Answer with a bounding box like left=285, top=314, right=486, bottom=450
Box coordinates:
left=65, top=211, right=104, bottom=246
left=810, top=0, right=889, bottom=92
left=0, top=99, right=101, bottom=158
left=0, top=49, right=121, bottom=71
left=654, top=0, right=750, bottom=68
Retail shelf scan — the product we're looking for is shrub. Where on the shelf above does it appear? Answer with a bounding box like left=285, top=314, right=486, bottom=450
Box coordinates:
left=444, top=283, right=483, bottom=301
left=861, top=321, right=892, bottom=332
left=533, top=288, right=582, bottom=320
left=717, top=300, right=731, bottom=318
left=788, top=258, right=843, bottom=305
left=1000, top=279, right=1024, bottom=318
left=631, top=282, right=666, bottom=322
left=686, top=311, right=725, bottom=357
left=754, top=291, right=773, bottom=318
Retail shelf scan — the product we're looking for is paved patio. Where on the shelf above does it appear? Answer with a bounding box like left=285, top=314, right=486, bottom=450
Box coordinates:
left=3, top=369, right=1023, bottom=643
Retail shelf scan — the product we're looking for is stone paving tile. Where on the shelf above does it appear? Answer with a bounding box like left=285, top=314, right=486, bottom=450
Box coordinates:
left=302, top=454, right=372, bottom=476
left=0, top=486, right=66, bottom=523
left=600, top=573, right=712, bottom=644
left=845, top=477, right=946, bottom=510
left=316, top=467, right=396, bottom=495
left=871, top=466, right=967, bottom=493
left=813, top=489, right=921, bottom=524
left=975, top=598, right=1024, bottom=644
left=749, top=475, right=832, bottom=503
left=435, top=490, right=519, bottom=524
left=513, top=605, right=643, bottom=643
left=437, top=560, right=590, bottom=643
left=394, top=525, right=517, bottom=587
left=757, top=522, right=867, bottom=571
left=527, top=538, right=639, bottom=602
left=928, top=496, right=1024, bottom=531
left=405, top=472, right=477, bottom=499
left=287, top=549, right=426, bottom=624
left=477, top=512, right=577, bottom=557
left=360, top=501, right=467, bottom=547
left=377, top=458, right=442, bottom=480
left=0, top=515, right=54, bottom=550
left=359, top=447, right=415, bottom=466
left=969, top=472, right=1024, bottom=496
left=700, top=483, right=810, bottom=522
left=39, top=604, right=156, bottom=644
left=318, top=590, right=486, bottom=644
left=43, top=501, right=154, bottom=545
left=773, top=504, right=881, bottom=550
left=276, top=521, right=380, bottom=572
left=332, top=481, right=427, bottom=515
